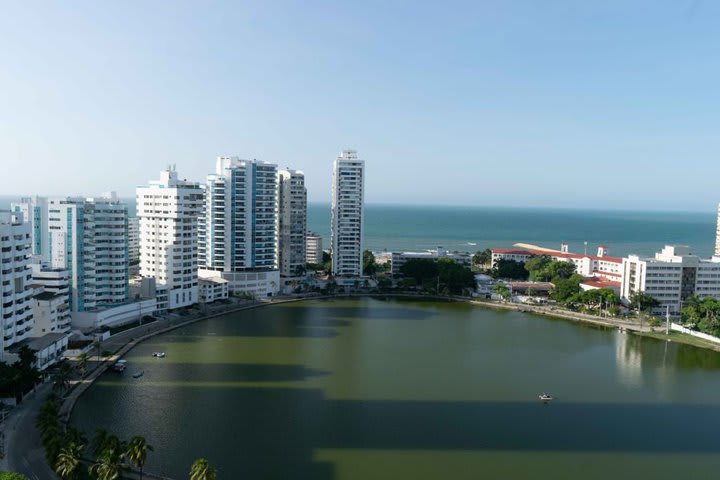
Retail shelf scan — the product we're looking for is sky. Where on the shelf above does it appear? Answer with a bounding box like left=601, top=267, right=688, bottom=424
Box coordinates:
left=0, top=0, right=719, bottom=210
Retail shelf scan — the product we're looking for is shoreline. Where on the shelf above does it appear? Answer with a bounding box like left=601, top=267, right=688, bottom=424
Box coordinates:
left=61, top=292, right=720, bottom=422
left=39, top=292, right=718, bottom=480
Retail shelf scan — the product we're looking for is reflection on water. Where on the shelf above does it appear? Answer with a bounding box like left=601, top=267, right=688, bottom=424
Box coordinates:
left=615, top=332, right=643, bottom=388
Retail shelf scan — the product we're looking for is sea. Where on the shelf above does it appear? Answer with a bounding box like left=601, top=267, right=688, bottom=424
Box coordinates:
left=1, top=195, right=715, bottom=258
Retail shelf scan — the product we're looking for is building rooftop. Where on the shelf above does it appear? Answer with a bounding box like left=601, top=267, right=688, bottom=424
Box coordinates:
left=34, top=291, right=63, bottom=301
left=10, top=332, right=68, bottom=352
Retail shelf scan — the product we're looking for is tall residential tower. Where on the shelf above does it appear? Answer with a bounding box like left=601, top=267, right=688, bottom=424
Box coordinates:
left=715, top=203, right=720, bottom=257
left=278, top=169, right=307, bottom=278
left=198, top=157, right=280, bottom=297
left=0, top=211, right=34, bottom=359
left=137, top=167, right=204, bottom=310
left=46, top=194, right=129, bottom=313
left=330, top=150, right=365, bottom=278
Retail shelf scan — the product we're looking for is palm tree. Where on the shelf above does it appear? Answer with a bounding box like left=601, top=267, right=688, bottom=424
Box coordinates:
left=125, top=436, right=154, bottom=480
left=90, top=448, right=124, bottom=480
left=55, top=441, right=83, bottom=480
left=189, top=458, right=217, bottom=480
left=91, top=428, right=110, bottom=457
left=76, top=352, right=89, bottom=377
left=52, top=361, right=72, bottom=394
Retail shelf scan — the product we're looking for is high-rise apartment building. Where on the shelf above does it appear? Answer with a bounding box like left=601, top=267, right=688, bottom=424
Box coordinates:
left=715, top=203, right=720, bottom=257
left=128, top=217, right=140, bottom=265
left=0, top=211, right=34, bottom=359
left=278, top=169, right=307, bottom=277
left=12, top=196, right=49, bottom=262
left=305, top=232, right=324, bottom=265
left=199, top=157, right=280, bottom=296
left=137, top=167, right=204, bottom=310
left=47, top=193, right=129, bottom=312
left=331, top=150, right=365, bottom=277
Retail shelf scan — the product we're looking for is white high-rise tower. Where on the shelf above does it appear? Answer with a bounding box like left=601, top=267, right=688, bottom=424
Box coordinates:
left=278, top=169, right=307, bottom=278
left=0, top=211, right=34, bottom=359
left=198, top=157, right=280, bottom=297
left=46, top=194, right=129, bottom=313
left=137, top=167, right=204, bottom=310
left=715, top=203, right=720, bottom=257
left=331, top=149, right=365, bottom=277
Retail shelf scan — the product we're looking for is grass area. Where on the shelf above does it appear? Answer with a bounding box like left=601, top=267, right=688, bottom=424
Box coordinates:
left=638, top=330, right=720, bottom=351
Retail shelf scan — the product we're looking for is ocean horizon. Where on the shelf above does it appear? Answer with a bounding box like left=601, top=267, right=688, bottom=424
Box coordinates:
left=1, top=195, right=715, bottom=259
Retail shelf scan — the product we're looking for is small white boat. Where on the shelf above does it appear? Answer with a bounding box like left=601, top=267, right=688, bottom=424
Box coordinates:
left=152, top=352, right=166, bottom=358
left=133, top=370, right=144, bottom=379
left=539, top=393, right=553, bottom=402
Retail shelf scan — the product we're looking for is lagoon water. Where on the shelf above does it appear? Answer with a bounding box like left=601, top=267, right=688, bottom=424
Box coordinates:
left=72, top=298, right=720, bottom=480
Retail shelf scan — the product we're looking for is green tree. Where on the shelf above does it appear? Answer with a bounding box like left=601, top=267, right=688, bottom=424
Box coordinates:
left=551, top=274, right=583, bottom=303
left=493, top=283, right=511, bottom=301
left=400, top=259, right=439, bottom=286
left=76, top=353, right=89, bottom=377
left=629, top=291, right=660, bottom=313
left=55, top=442, right=83, bottom=480
left=547, top=260, right=576, bottom=280
left=492, top=259, right=528, bottom=280
left=126, top=436, right=154, bottom=480
left=91, top=428, right=110, bottom=458
left=52, top=360, right=72, bottom=394
left=472, top=249, right=492, bottom=267
left=0, top=473, right=31, bottom=480
left=362, top=250, right=377, bottom=275
left=437, top=258, right=476, bottom=295
left=190, top=458, right=217, bottom=480
left=524, top=255, right=552, bottom=281
left=90, top=449, right=124, bottom=480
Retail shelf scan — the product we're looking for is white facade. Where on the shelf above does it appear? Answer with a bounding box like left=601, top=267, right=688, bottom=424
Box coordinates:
left=278, top=169, right=307, bottom=277
left=11, top=196, right=49, bottom=262
left=391, top=248, right=472, bottom=275
left=199, top=157, right=279, bottom=296
left=199, top=269, right=279, bottom=299
left=620, top=245, right=720, bottom=315
left=128, top=217, right=140, bottom=264
left=491, top=243, right=622, bottom=281
left=71, top=298, right=158, bottom=330
left=46, top=193, right=129, bottom=314
left=0, top=212, right=34, bottom=359
left=30, top=291, right=71, bottom=336
left=306, top=232, right=324, bottom=265
left=715, top=203, right=720, bottom=257
left=198, top=277, right=229, bottom=303
left=137, top=167, right=204, bottom=310
left=331, top=150, right=365, bottom=277
left=29, top=265, right=71, bottom=336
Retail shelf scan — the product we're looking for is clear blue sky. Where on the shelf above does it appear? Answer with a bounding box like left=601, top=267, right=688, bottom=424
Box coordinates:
left=0, top=0, right=718, bottom=210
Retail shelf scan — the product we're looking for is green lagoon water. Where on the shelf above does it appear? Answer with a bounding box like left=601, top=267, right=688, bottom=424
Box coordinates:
left=72, top=298, right=720, bottom=480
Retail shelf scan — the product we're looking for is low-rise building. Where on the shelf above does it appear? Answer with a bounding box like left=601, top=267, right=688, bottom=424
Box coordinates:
left=30, top=291, right=71, bottom=336
left=580, top=277, right=621, bottom=294
left=9, top=332, right=68, bottom=371
left=491, top=243, right=622, bottom=281
left=390, top=248, right=471, bottom=275
left=198, top=277, right=229, bottom=303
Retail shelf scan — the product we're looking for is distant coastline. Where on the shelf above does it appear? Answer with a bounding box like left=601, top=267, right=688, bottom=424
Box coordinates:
left=0, top=196, right=715, bottom=258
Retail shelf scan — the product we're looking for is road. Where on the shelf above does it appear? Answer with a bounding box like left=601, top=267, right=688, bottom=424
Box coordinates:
left=3, top=382, right=57, bottom=480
